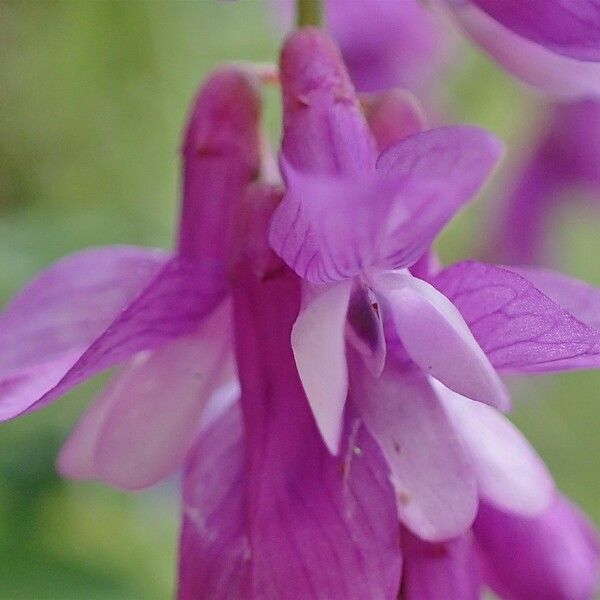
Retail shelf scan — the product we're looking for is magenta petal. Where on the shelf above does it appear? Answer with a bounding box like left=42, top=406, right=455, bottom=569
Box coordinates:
left=433, top=261, right=600, bottom=372
left=179, top=67, right=261, bottom=261
left=59, top=300, right=234, bottom=490
left=374, top=126, right=503, bottom=270
left=271, top=124, right=501, bottom=285
left=401, top=530, right=481, bottom=600
left=0, top=247, right=170, bottom=420
left=291, top=281, right=352, bottom=454
left=435, top=381, right=554, bottom=516
left=471, top=0, right=600, bottom=62
left=280, top=29, right=377, bottom=174
left=376, top=271, right=510, bottom=410
left=0, top=250, right=226, bottom=421
left=475, top=497, right=600, bottom=600
left=511, top=266, right=600, bottom=329
left=452, top=3, right=600, bottom=98
left=178, top=402, right=249, bottom=600
left=350, top=356, right=478, bottom=542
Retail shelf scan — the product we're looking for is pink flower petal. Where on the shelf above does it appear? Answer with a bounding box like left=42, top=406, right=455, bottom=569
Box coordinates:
left=475, top=497, right=600, bottom=600
left=401, top=530, right=481, bottom=599
left=59, top=300, right=234, bottom=490
left=434, top=381, right=554, bottom=516
left=511, top=266, right=600, bottom=329
left=471, top=0, right=600, bottom=62
left=280, top=29, right=377, bottom=174
left=270, top=126, right=501, bottom=285
left=291, top=281, right=352, bottom=454
left=376, top=271, right=510, bottom=410
left=432, top=261, right=600, bottom=372
left=0, top=248, right=225, bottom=421
left=451, top=2, right=600, bottom=99
left=350, top=356, right=478, bottom=542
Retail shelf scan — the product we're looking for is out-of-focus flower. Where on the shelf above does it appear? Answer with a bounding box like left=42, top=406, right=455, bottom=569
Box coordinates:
left=0, top=66, right=262, bottom=490
left=275, top=0, right=451, bottom=95
left=489, top=99, right=600, bottom=265
left=446, top=0, right=600, bottom=98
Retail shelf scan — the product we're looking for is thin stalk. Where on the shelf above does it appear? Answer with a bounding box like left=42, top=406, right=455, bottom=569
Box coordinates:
left=296, top=0, right=323, bottom=27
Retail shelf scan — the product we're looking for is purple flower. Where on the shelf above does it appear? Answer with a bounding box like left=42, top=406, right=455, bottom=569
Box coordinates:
left=447, top=0, right=600, bottom=98
left=275, top=0, right=451, bottom=95
left=0, top=66, right=261, bottom=490
left=489, top=99, right=600, bottom=265
left=269, top=26, right=600, bottom=577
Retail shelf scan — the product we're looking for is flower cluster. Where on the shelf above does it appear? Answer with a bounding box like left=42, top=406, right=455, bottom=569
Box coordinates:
left=3, top=1, right=600, bottom=599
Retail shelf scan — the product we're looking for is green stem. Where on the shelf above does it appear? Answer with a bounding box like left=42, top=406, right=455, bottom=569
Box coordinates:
left=296, top=0, right=323, bottom=27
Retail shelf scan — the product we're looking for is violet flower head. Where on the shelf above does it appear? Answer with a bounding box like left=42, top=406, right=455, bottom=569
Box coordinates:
left=490, top=99, right=600, bottom=265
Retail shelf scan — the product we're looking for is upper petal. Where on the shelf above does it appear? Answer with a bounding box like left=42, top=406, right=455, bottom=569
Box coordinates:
left=375, top=270, right=510, bottom=410
left=0, top=248, right=226, bottom=421
left=350, top=356, right=478, bottom=542
left=292, top=281, right=352, bottom=454
left=434, top=381, right=554, bottom=517
left=471, top=0, right=600, bottom=62
left=432, top=261, right=600, bottom=372
left=270, top=126, right=501, bottom=285
left=451, top=2, right=600, bottom=99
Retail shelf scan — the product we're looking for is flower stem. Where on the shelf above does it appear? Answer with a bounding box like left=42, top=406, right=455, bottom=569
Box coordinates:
left=296, top=0, right=323, bottom=27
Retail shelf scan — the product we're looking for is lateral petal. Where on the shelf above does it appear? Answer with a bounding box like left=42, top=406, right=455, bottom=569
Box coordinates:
left=432, top=261, right=600, bottom=372
left=376, top=271, right=510, bottom=410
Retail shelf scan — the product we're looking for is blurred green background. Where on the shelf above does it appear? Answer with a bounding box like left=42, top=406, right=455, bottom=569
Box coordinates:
left=1, top=1, right=599, bottom=598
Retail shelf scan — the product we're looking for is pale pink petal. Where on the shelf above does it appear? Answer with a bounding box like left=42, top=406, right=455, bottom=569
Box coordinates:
left=375, top=270, right=510, bottom=410
left=433, top=261, right=600, bottom=372
left=401, top=530, right=481, bottom=599
left=291, top=280, right=352, bottom=454
left=451, top=3, right=600, bottom=99
left=58, top=300, right=234, bottom=490
left=350, top=355, right=478, bottom=542
left=434, top=381, right=554, bottom=516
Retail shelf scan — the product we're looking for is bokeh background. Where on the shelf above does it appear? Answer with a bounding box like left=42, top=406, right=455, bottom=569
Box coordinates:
left=1, top=2, right=599, bottom=598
